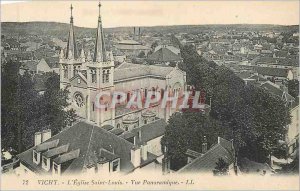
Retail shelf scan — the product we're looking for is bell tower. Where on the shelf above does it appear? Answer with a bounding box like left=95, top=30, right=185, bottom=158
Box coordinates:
left=60, top=4, right=80, bottom=89
left=86, top=2, right=115, bottom=127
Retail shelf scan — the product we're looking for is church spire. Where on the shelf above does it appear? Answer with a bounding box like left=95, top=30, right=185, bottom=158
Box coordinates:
left=94, top=2, right=106, bottom=62
left=66, top=4, right=77, bottom=59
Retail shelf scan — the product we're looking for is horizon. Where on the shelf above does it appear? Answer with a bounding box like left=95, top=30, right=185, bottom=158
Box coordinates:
left=2, top=21, right=299, bottom=29
left=1, top=1, right=299, bottom=28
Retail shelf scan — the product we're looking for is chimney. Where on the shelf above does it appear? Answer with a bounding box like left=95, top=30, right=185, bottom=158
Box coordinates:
left=34, top=132, right=42, bottom=146
left=42, top=129, right=51, bottom=142
left=141, top=143, right=148, bottom=161
left=130, top=146, right=141, bottom=168
left=202, top=136, right=207, bottom=153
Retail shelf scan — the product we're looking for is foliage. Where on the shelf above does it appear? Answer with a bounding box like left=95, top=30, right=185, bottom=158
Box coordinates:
left=137, top=51, right=146, bottom=58
left=161, top=112, right=227, bottom=170
left=213, top=158, right=229, bottom=175
left=287, top=79, right=299, bottom=99
left=161, top=36, right=291, bottom=170
left=1, top=61, right=76, bottom=152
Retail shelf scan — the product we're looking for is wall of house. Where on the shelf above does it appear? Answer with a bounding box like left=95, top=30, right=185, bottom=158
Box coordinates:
left=37, top=60, right=51, bottom=73
left=287, top=106, right=299, bottom=154
left=147, top=135, right=163, bottom=156
left=15, top=163, right=36, bottom=176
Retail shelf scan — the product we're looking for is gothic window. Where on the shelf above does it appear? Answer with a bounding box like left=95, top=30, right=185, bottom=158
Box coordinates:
left=91, top=69, right=96, bottom=83
left=102, top=70, right=106, bottom=83
left=117, top=124, right=120, bottom=128
left=105, top=70, right=110, bottom=83
left=74, top=93, right=84, bottom=107
left=92, top=102, right=95, bottom=111
left=63, top=66, right=68, bottom=79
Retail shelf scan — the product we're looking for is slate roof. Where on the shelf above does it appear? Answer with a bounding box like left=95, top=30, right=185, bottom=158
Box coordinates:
left=148, top=47, right=182, bottom=62
left=260, top=81, right=295, bottom=103
left=17, top=122, right=136, bottom=174
left=131, top=119, right=167, bottom=145
left=36, top=140, right=59, bottom=152
left=53, top=149, right=80, bottom=164
left=43, top=144, right=69, bottom=158
left=178, top=137, right=234, bottom=174
left=20, top=61, right=39, bottom=71
left=114, top=62, right=177, bottom=82
left=254, top=67, right=289, bottom=78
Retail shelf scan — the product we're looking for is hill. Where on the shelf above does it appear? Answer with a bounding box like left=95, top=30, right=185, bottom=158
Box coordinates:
left=1, top=22, right=299, bottom=38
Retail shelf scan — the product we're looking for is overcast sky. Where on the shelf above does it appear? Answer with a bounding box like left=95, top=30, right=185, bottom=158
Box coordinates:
left=1, top=1, right=299, bottom=28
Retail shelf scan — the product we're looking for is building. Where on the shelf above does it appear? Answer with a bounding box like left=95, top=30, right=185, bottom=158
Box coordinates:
left=114, top=39, right=151, bottom=57
left=19, top=58, right=52, bottom=75
left=59, top=4, right=186, bottom=127
left=147, top=45, right=182, bottom=65
left=16, top=3, right=187, bottom=176
left=286, top=105, right=299, bottom=157
left=16, top=122, right=161, bottom=175
left=177, top=137, right=236, bottom=175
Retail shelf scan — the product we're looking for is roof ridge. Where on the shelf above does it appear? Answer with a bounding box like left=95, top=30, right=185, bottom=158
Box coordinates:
left=83, top=125, right=95, bottom=168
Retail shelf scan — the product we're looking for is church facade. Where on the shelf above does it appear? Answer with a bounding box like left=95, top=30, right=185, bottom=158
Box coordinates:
left=59, top=3, right=187, bottom=131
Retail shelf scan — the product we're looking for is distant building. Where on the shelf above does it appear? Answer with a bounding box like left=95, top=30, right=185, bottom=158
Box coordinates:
left=19, top=58, right=52, bottom=75
left=115, top=39, right=151, bottom=57
left=147, top=45, right=182, bottom=65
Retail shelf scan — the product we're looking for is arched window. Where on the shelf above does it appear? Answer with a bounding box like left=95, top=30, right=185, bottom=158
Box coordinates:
left=117, top=124, right=120, bottom=128
left=102, top=70, right=106, bottom=83
left=91, top=69, right=96, bottom=83
left=106, top=70, right=110, bottom=83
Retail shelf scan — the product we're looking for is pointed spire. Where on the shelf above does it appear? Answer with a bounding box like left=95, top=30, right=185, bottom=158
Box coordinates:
left=59, top=49, right=64, bottom=59
left=66, top=4, right=77, bottom=59
left=80, top=47, right=86, bottom=62
left=94, top=1, right=106, bottom=62
left=87, top=49, right=92, bottom=61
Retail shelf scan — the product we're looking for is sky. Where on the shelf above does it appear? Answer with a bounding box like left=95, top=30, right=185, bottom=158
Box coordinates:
left=1, top=1, right=299, bottom=28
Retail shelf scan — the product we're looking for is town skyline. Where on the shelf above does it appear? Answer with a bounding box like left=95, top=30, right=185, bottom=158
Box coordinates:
left=1, top=1, right=299, bottom=28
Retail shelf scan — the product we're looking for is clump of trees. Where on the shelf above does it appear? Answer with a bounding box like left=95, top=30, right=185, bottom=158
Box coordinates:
left=1, top=59, right=76, bottom=152
left=162, top=42, right=291, bottom=170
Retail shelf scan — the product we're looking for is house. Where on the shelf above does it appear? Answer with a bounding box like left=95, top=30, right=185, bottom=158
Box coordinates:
left=16, top=121, right=164, bottom=176
left=177, top=137, right=236, bottom=175
left=115, top=39, right=151, bottom=57
left=20, top=58, right=52, bottom=75
left=286, top=104, right=299, bottom=157
left=260, top=81, right=295, bottom=106
left=147, top=45, right=182, bottom=65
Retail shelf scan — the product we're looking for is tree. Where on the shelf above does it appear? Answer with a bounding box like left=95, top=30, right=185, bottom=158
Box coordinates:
left=137, top=51, right=145, bottom=58
left=213, top=158, right=229, bottom=176
left=287, top=79, right=299, bottom=99
left=151, top=41, right=158, bottom=50
left=1, top=61, right=76, bottom=152
left=41, top=72, right=77, bottom=135
left=162, top=38, right=291, bottom=169
left=161, top=112, right=226, bottom=170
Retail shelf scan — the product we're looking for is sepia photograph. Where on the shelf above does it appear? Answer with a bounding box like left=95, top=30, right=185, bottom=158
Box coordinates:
left=0, top=0, right=299, bottom=190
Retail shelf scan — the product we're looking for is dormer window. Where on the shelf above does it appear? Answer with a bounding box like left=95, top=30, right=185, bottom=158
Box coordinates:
left=53, top=162, right=60, bottom=175
left=42, top=156, right=50, bottom=171
left=77, top=78, right=81, bottom=84
left=32, top=150, right=41, bottom=165
left=110, top=159, right=120, bottom=172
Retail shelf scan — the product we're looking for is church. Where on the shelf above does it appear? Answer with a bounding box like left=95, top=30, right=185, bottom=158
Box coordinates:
left=16, top=3, right=187, bottom=176
left=59, top=3, right=187, bottom=130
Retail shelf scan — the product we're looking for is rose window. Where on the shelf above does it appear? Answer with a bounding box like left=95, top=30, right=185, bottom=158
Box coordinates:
left=74, top=93, right=84, bottom=107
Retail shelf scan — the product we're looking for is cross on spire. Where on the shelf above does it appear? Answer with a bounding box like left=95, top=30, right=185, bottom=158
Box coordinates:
left=71, top=4, right=73, bottom=16
left=70, top=4, right=74, bottom=23
left=98, top=2, right=101, bottom=18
